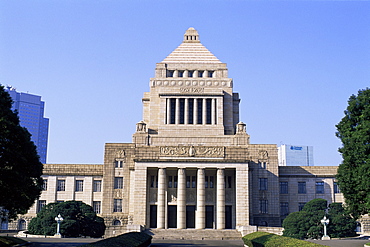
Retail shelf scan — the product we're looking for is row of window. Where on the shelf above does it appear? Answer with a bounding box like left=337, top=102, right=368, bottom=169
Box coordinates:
left=37, top=200, right=102, bottom=214
left=150, top=175, right=233, bottom=189
left=259, top=201, right=307, bottom=215
left=42, top=178, right=125, bottom=192
left=258, top=179, right=341, bottom=194
left=279, top=181, right=340, bottom=194
left=166, top=70, right=214, bottom=78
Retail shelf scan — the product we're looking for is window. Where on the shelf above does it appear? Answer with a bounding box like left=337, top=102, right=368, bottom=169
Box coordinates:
left=113, top=199, right=122, bottom=212
left=198, top=70, right=204, bottom=77
left=209, top=176, right=214, bottom=188
left=208, top=71, right=214, bottom=78
left=37, top=200, right=46, bottom=213
left=298, top=182, right=306, bottom=194
left=168, top=176, right=172, bottom=188
left=316, top=182, right=324, bottom=194
left=178, top=70, right=184, bottom=77
left=186, top=176, right=190, bottom=188
left=334, top=182, right=340, bottom=193
left=280, top=202, right=289, bottom=216
left=75, top=180, right=84, bottom=192
left=115, top=160, right=123, bottom=168
left=259, top=178, right=268, bottom=191
left=93, top=201, right=101, bottom=214
left=205, top=176, right=208, bottom=188
left=298, top=202, right=306, bottom=211
left=113, top=219, right=121, bottom=225
left=259, top=200, right=268, bottom=214
left=1, top=220, right=8, bottom=230
left=192, top=176, right=196, bottom=188
left=167, top=70, right=174, bottom=77
left=188, top=70, right=194, bottom=77
left=42, top=179, right=48, bottom=191
left=18, top=220, right=26, bottom=230
left=174, top=176, right=178, bottom=188
left=114, top=177, right=123, bottom=189
left=93, top=180, right=102, bottom=192
left=57, top=201, right=64, bottom=203
left=57, top=180, right=65, bottom=191
left=280, top=182, right=288, bottom=194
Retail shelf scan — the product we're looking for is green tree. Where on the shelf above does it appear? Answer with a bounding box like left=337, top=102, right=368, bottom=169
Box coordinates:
left=327, top=203, right=356, bottom=238
left=283, top=199, right=356, bottom=239
left=283, top=199, right=326, bottom=239
left=336, top=88, right=370, bottom=218
left=28, top=201, right=106, bottom=238
left=0, top=85, right=43, bottom=220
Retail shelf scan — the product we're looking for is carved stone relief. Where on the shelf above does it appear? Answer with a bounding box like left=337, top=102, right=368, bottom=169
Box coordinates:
left=187, top=191, right=196, bottom=203
left=114, top=189, right=123, bottom=198
left=160, top=146, right=224, bottom=158
left=206, top=191, right=214, bottom=203
left=258, top=150, right=268, bottom=160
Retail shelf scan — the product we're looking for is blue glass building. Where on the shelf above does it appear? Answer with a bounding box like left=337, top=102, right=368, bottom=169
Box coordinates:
left=5, top=86, right=49, bottom=164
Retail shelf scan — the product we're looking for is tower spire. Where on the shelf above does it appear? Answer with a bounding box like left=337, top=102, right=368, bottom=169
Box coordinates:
left=183, top=27, right=200, bottom=43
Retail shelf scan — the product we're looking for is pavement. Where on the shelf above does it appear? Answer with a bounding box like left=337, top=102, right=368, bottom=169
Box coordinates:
left=151, top=239, right=244, bottom=247
left=307, top=237, right=370, bottom=247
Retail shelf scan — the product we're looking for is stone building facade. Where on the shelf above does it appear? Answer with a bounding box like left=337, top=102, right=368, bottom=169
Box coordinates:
left=3, top=28, right=368, bottom=236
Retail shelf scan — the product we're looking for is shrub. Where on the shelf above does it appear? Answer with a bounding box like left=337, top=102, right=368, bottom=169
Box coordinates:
left=28, top=201, right=105, bottom=237
left=242, top=232, right=325, bottom=247
left=85, top=232, right=152, bottom=247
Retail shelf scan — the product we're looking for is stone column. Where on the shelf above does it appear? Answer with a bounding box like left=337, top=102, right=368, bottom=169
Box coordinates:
left=167, top=98, right=171, bottom=124
left=157, top=168, right=166, bottom=229
left=194, top=98, right=198, bottom=125
left=177, top=168, right=186, bottom=229
left=216, top=168, right=225, bottom=229
left=175, top=98, right=180, bottom=125
left=211, top=98, right=216, bottom=125
left=204, top=70, right=208, bottom=78
left=174, top=70, right=178, bottom=77
left=184, top=98, right=189, bottom=125
left=196, top=168, right=205, bottom=229
left=202, top=98, right=207, bottom=125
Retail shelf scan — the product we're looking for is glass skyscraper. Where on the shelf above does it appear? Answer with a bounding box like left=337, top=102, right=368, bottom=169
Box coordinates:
left=5, top=86, right=49, bottom=164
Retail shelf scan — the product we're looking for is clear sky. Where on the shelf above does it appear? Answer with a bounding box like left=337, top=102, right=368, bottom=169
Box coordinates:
left=1, top=1, right=369, bottom=165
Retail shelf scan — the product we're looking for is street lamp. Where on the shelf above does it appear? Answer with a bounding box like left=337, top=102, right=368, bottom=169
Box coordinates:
left=320, top=216, right=330, bottom=240
left=54, top=214, right=63, bottom=237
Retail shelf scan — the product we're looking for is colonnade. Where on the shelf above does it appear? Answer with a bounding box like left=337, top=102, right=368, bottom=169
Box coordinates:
left=166, top=98, right=217, bottom=125
left=156, top=168, right=226, bottom=229
left=167, top=69, right=215, bottom=78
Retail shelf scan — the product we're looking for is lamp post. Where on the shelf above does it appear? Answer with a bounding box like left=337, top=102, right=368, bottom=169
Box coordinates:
left=320, top=216, right=330, bottom=240
left=54, top=214, right=63, bottom=237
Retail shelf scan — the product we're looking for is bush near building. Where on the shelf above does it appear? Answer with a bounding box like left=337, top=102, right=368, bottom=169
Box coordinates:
left=84, top=232, right=152, bottom=247
left=282, top=199, right=356, bottom=239
left=28, top=201, right=105, bottom=238
left=242, top=232, right=325, bottom=247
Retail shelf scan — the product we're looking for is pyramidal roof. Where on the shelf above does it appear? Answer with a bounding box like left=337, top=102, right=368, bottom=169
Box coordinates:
left=161, top=28, right=222, bottom=64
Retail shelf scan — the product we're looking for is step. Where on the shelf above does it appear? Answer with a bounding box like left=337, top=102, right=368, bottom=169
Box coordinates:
left=144, top=229, right=242, bottom=240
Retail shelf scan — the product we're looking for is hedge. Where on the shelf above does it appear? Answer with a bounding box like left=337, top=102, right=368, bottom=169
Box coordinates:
left=242, top=232, right=325, bottom=247
left=84, top=232, right=152, bottom=247
left=0, top=236, right=28, bottom=247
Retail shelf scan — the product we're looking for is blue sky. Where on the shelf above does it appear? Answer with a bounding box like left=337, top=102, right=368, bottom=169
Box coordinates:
left=1, top=1, right=369, bottom=165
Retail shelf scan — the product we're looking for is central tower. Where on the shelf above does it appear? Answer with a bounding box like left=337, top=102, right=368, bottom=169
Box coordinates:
left=134, top=28, right=247, bottom=146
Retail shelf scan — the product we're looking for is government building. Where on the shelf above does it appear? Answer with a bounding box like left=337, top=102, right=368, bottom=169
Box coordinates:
left=3, top=28, right=369, bottom=237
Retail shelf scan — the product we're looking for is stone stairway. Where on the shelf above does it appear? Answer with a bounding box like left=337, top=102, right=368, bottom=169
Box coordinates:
left=144, top=228, right=242, bottom=240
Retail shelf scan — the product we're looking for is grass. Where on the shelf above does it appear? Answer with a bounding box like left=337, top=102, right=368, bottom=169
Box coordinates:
left=243, top=232, right=326, bottom=247
left=0, top=236, right=28, bottom=247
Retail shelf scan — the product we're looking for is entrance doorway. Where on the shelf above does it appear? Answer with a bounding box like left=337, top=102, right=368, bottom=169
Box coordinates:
left=168, top=205, right=177, bottom=228
left=225, top=205, right=232, bottom=229
left=150, top=205, right=157, bottom=228
left=205, top=205, right=214, bottom=228
left=186, top=206, right=196, bottom=228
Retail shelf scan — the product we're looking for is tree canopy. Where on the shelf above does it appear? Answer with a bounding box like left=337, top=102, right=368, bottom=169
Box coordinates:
left=336, top=88, right=370, bottom=218
left=0, top=85, right=43, bottom=220
left=28, top=200, right=106, bottom=238
left=282, top=199, right=356, bottom=239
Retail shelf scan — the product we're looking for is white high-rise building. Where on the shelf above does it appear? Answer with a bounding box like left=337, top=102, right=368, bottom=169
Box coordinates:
left=278, top=144, right=314, bottom=166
